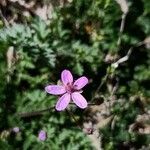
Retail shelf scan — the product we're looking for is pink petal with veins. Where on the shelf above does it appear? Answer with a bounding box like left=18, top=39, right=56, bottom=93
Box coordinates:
left=73, top=76, right=88, bottom=90
left=45, top=85, right=66, bottom=95
left=61, top=70, right=73, bottom=85
left=56, top=93, right=70, bottom=111
left=71, top=92, right=87, bottom=109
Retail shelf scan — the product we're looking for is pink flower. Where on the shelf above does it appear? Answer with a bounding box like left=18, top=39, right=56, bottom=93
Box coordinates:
left=38, top=130, right=47, bottom=141
left=45, top=70, right=88, bottom=111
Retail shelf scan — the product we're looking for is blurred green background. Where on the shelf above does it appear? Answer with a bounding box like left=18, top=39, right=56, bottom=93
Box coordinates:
left=0, top=0, right=150, bottom=149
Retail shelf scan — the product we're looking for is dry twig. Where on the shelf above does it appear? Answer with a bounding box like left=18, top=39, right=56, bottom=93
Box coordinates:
left=0, top=9, right=9, bottom=27
left=115, top=0, right=129, bottom=47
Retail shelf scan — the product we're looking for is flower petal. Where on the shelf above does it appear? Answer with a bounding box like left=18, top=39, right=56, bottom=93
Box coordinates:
left=61, top=70, right=73, bottom=85
left=71, top=92, right=88, bottom=109
left=73, top=76, right=88, bottom=90
left=56, top=93, right=70, bottom=111
left=45, top=85, right=66, bottom=95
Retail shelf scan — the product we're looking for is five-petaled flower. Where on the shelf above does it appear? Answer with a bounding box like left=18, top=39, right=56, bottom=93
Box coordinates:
left=45, top=70, right=88, bottom=111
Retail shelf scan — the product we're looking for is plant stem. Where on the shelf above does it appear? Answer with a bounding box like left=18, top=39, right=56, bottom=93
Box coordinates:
left=18, top=103, right=99, bottom=118
left=66, top=109, right=83, bottom=130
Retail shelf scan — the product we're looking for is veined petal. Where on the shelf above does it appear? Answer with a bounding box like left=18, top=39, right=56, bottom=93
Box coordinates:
left=73, top=76, right=88, bottom=90
left=71, top=92, right=87, bottom=109
left=56, top=93, right=70, bottom=111
left=45, top=85, right=66, bottom=95
left=61, top=70, right=73, bottom=85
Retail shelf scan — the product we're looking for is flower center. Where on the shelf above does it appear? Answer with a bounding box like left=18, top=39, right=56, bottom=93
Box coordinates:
left=65, top=83, right=74, bottom=94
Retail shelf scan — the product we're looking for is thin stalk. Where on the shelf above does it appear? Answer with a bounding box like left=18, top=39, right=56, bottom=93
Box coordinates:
left=66, top=109, right=82, bottom=130
left=18, top=103, right=99, bottom=118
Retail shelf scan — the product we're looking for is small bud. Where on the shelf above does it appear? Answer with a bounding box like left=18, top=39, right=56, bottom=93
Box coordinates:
left=12, top=127, right=20, bottom=133
left=38, top=130, right=47, bottom=141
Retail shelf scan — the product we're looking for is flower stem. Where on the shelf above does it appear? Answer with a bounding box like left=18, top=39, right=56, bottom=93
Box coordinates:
left=66, top=109, right=82, bottom=130
left=18, top=103, right=99, bottom=118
